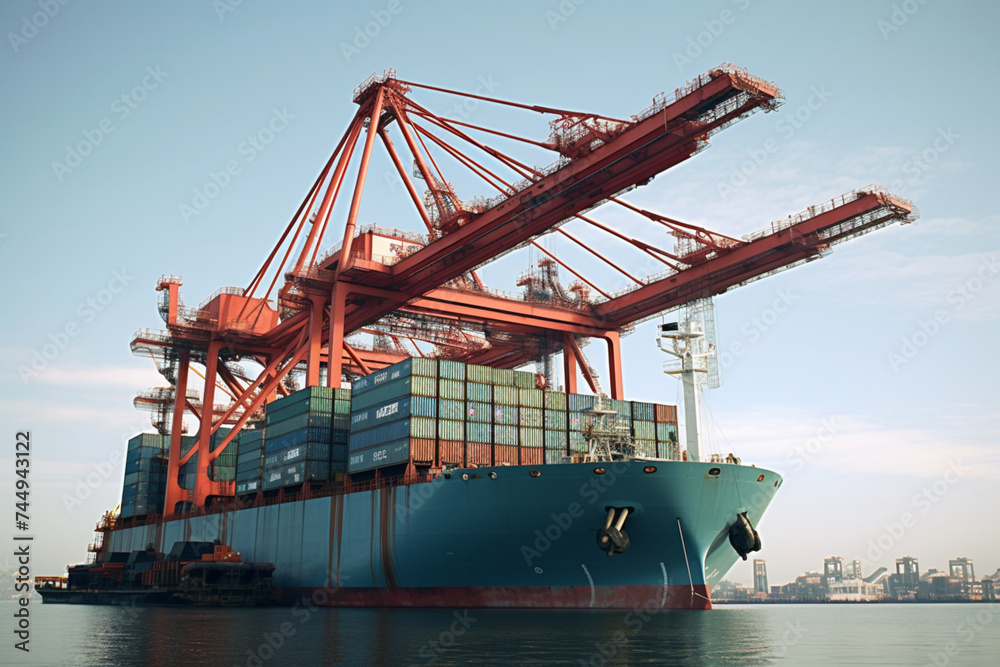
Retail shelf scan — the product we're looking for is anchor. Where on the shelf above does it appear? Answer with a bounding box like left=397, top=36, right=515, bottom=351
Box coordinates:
left=596, top=507, right=632, bottom=557
left=728, top=511, right=762, bottom=561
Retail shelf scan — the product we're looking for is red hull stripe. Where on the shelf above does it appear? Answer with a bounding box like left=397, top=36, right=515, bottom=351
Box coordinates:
left=278, top=585, right=713, bottom=610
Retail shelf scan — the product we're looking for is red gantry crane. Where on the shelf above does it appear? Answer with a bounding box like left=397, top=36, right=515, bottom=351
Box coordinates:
left=133, top=65, right=917, bottom=513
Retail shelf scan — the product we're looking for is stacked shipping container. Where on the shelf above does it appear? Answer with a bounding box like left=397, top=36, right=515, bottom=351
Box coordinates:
left=348, top=358, right=681, bottom=473
left=235, top=428, right=264, bottom=495
left=120, top=434, right=167, bottom=519
left=120, top=359, right=682, bottom=513
left=348, top=357, right=439, bottom=471
left=177, top=429, right=233, bottom=491
left=259, top=386, right=352, bottom=491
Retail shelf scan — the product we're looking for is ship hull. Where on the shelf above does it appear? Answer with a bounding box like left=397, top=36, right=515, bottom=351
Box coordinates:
left=106, top=461, right=780, bottom=610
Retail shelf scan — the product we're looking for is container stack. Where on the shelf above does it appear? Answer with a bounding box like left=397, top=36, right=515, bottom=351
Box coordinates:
left=177, top=429, right=232, bottom=491
left=261, top=386, right=351, bottom=492
left=631, top=401, right=658, bottom=458
left=567, top=392, right=596, bottom=456
left=543, top=391, right=568, bottom=464
left=209, top=428, right=236, bottom=482
left=349, top=357, right=439, bottom=472
left=655, top=404, right=680, bottom=459
left=235, top=427, right=264, bottom=496
left=178, top=435, right=197, bottom=491
left=120, top=433, right=168, bottom=519
left=348, top=357, right=681, bottom=474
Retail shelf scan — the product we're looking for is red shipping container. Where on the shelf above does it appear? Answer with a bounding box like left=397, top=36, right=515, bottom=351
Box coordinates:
left=411, top=438, right=435, bottom=463
left=467, top=442, right=491, bottom=466
left=655, top=404, right=678, bottom=424
left=520, top=446, right=544, bottom=466
left=440, top=440, right=465, bottom=465
left=494, top=445, right=518, bottom=466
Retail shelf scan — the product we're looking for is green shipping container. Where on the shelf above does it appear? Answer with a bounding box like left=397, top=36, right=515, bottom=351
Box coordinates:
left=466, top=401, right=491, bottom=423
left=438, top=398, right=465, bottom=421
left=520, top=427, right=544, bottom=448
left=494, top=386, right=518, bottom=406
left=544, top=410, right=567, bottom=430
left=519, top=388, right=544, bottom=408
left=656, top=423, right=678, bottom=442
left=348, top=439, right=411, bottom=473
left=466, top=364, right=492, bottom=383
left=494, top=405, right=518, bottom=425
left=609, top=398, right=630, bottom=419
left=494, top=425, right=518, bottom=446
left=513, top=370, right=536, bottom=389
left=266, top=412, right=333, bottom=438
left=631, top=401, right=655, bottom=422
left=633, top=421, right=656, bottom=441
left=351, top=377, right=414, bottom=411
left=438, top=359, right=466, bottom=380
left=437, top=419, right=464, bottom=441
left=466, top=382, right=492, bottom=403
left=544, top=391, right=567, bottom=410
left=467, top=422, right=491, bottom=444
left=412, top=376, right=438, bottom=398
left=520, top=407, right=543, bottom=428
left=544, top=429, right=567, bottom=450
left=494, top=368, right=516, bottom=386
left=438, top=379, right=466, bottom=400
left=633, top=440, right=657, bottom=457
left=545, top=449, right=566, bottom=464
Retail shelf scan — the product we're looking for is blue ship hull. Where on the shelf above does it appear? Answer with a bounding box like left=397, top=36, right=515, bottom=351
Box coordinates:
left=107, top=460, right=780, bottom=609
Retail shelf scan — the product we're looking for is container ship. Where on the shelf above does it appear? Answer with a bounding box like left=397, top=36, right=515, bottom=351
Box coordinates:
left=63, top=65, right=918, bottom=610
left=105, top=358, right=778, bottom=610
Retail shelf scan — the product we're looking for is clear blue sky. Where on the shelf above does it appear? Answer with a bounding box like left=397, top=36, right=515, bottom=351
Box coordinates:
left=1, top=0, right=997, bottom=587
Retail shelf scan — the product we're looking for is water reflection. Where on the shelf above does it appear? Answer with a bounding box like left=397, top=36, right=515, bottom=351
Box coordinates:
left=15, top=601, right=1000, bottom=666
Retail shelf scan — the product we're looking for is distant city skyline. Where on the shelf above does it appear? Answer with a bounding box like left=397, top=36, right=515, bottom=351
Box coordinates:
left=721, top=553, right=997, bottom=603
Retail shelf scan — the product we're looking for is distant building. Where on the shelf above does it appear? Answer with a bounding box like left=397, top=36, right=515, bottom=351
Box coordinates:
left=753, top=559, right=769, bottom=595
left=887, top=556, right=921, bottom=599
left=784, top=571, right=825, bottom=602
left=828, top=578, right=884, bottom=602
left=823, top=556, right=844, bottom=583
left=927, top=574, right=964, bottom=600
left=896, top=556, right=919, bottom=587
left=982, top=579, right=995, bottom=602
left=949, top=557, right=975, bottom=582
left=712, top=579, right=754, bottom=602
left=848, top=559, right=864, bottom=580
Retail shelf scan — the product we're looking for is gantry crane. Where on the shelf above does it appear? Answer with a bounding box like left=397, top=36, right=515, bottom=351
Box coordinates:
left=134, top=65, right=917, bottom=512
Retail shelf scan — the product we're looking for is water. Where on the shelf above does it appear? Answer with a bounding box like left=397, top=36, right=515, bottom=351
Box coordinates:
left=4, top=601, right=998, bottom=665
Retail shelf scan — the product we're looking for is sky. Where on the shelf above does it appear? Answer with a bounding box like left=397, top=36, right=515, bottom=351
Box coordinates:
left=0, top=0, right=997, bottom=588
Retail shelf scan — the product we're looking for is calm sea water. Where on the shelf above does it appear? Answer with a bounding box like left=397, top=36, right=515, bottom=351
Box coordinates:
left=3, top=600, right=998, bottom=666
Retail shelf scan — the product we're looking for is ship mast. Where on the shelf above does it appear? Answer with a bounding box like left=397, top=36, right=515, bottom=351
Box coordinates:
left=658, top=299, right=719, bottom=462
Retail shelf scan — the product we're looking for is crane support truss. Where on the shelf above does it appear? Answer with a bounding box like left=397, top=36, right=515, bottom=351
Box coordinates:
left=125, top=65, right=917, bottom=512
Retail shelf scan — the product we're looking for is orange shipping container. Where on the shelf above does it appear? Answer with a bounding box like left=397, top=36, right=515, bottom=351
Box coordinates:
left=411, top=438, right=436, bottom=463
left=467, top=442, right=491, bottom=466
left=494, top=445, right=518, bottom=466
left=440, top=440, right=465, bottom=465
left=655, top=404, right=678, bottom=424
left=520, top=447, right=544, bottom=466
